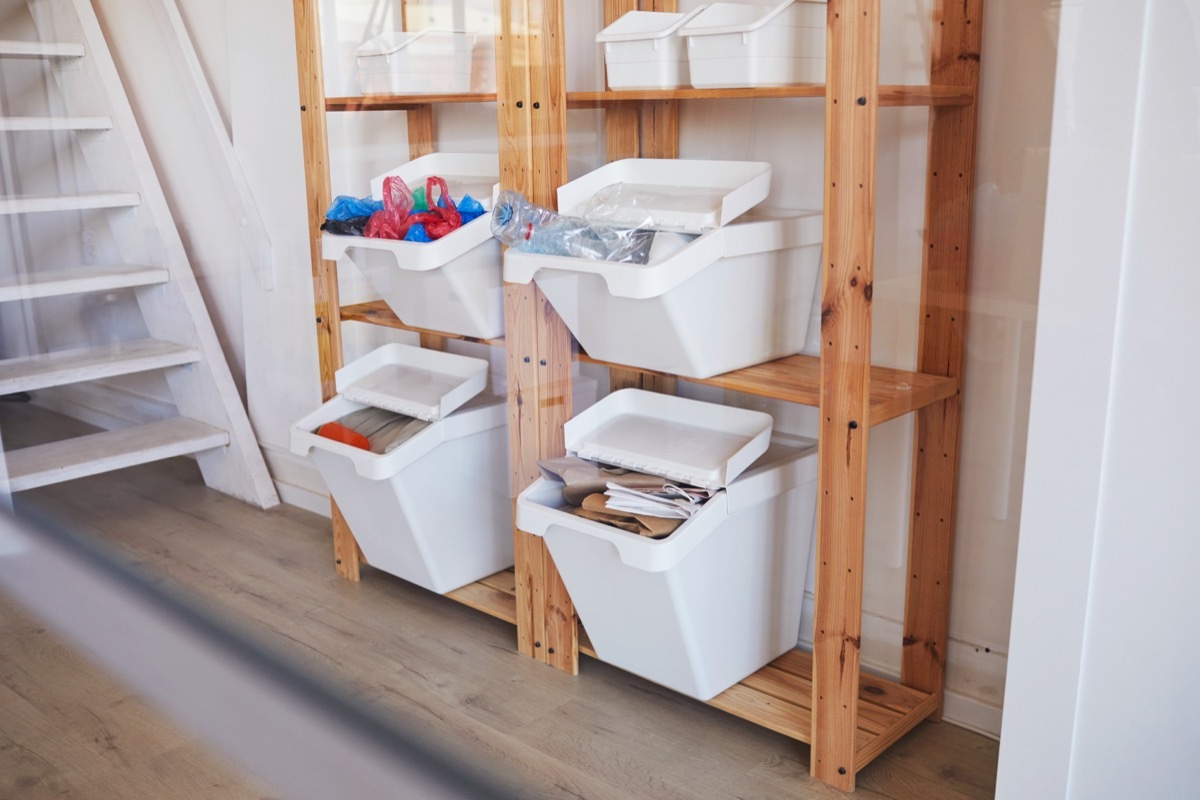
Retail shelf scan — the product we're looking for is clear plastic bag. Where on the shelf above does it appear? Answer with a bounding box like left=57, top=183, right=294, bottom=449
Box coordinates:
left=490, top=190, right=655, bottom=264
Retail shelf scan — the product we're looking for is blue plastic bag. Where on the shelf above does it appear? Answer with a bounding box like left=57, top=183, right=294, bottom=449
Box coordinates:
left=325, top=195, right=383, bottom=221
left=404, top=223, right=432, bottom=243
left=455, top=193, right=486, bottom=225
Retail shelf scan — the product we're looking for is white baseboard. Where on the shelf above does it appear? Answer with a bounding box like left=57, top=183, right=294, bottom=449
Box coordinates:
left=261, top=445, right=330, bottom=517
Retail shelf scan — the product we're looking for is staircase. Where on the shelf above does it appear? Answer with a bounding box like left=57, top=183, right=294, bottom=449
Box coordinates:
left=0, top=0, right=278, bottom=508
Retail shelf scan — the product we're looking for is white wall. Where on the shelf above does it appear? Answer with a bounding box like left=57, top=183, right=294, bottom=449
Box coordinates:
left=66, top=0, right=1058, bottom=737
left=997, top=0, right=1200, bottom=796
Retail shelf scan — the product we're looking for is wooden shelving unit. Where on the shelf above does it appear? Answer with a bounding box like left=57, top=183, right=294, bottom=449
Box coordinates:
left=293, top=0, right=981, bottom=791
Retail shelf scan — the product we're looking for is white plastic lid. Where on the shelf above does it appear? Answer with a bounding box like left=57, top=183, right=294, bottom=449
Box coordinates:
left=369, top=152, right=498, bottom=206
left=564, top=388, right=773, bottom=489
left=334, top=343, right=488, bottom=422
left=595, top=7, right=708, bottom=43
left=679, top=0, right=826, bottom=38
left=556, top=158, right=772, bottom=233
left=355, top=28, right=469, bottom=57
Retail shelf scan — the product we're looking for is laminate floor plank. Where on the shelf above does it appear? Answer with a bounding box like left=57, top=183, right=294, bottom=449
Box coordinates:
left=0, top=403, right=1000, bottom=799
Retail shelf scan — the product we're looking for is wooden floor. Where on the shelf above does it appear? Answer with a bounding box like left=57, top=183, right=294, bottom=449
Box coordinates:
left=0, top=404, right=999, bottom=799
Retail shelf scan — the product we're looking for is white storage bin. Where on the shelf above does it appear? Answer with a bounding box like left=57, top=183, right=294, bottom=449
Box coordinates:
left=356, top=29, right=476, bottom=95
left=291, top=344, right=512, bottom=594
left=680, top=0, right=827, bottom=88
left=596, top=7, right=707, bottom=90
left=518, top=389, right=817, bottom=701
left=503, top=159, right=822, bottom=378
left=323, top=153, right=503, bottom=340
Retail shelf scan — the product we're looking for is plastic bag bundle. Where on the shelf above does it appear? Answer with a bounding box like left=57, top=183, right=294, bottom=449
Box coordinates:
left=364, top=176, right=416, bottom=239
left=406, top=177, right=462, bottom=240
left=324, top=194, right=384, bottom=221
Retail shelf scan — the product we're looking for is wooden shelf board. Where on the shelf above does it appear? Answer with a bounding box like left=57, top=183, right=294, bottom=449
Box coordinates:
left=324, top=85, right=972, bottom=112
left=326, top=93, right=497, bottom=111
left=581, top=628, right=935, bottom=773
left=577, top=353, right=958, bottom=426
left=0, top=265, right=168, bottom=302
left=7, top=417, right=229, bottom=492
left=0, top=40, right=83, bottom=59
left=566, top=84, right=974, bottom=107
left=0, top=339, right=199, bottom=395
left=443, top=568, right=518, bottom=625
left=339, top=301, right=504, bottom=347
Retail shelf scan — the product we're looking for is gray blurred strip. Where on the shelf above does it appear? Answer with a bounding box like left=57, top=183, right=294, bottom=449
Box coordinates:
left=0, top=510, right=513, bottom=800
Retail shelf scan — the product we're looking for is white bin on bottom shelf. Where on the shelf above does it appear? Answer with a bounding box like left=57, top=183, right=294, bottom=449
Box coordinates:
left=517, top=389, right=818, bottom=701
left=680, top=0, right=828, bottom=88
left=323, top=153, right=502, bottom=340
left=290, top=344, right=512, bottom=594
left=504, top=207, right=822, bottom=379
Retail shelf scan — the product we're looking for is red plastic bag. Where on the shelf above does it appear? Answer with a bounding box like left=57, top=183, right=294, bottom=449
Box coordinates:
left=407, top=177, right=462, bottom=240
left=364, top=176, right=414, bottom=239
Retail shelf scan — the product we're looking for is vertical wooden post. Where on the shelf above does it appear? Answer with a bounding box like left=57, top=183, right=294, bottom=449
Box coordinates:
left=293, top=0, right=360, bottom=582
left=903, top=0, right=983, bottom=718
left=497, top=0, right=578, bottom=674
left=406, top=103, right=448, bottom=352
left=811, top=0, right=879, bottom=791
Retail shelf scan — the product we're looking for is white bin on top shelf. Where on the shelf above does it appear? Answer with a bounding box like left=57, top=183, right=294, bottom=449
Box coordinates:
left=355, top=29, right=476, bottom=94
left=290, top=344, right=511, bottom=593
left=680, top=0, right=828, bottom=88
left=323, top=153, right=502, bottom=340
left=596, top=7, right=707, bottom=90
left=518, top=389, right=818, bottom=701
left=502, top=158, right=822, bottom=378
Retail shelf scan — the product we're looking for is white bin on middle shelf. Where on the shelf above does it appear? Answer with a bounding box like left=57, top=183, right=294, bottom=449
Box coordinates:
left=502, top=158, right=823, bottom=379
left=518, top=389, right=818, bottom=701
left=323, top=152, right=503, bottom=340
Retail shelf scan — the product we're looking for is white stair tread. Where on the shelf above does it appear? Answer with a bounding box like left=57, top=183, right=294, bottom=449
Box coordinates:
left=0, top=116, right=112, bottom=132
left=0, top=339, right=200, bottom=394
left=5, top=417, right=229, bottom=492
left=0, top=265, right=168, bottom=302
left=0, top=40, right=84, bottom=59
left=0, top=192, right=140, bottom=215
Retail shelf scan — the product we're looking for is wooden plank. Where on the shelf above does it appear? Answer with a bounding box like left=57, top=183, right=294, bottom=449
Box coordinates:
left=0, top=265, right=167, bottom=302
left=0, top=193, right=139, bottom=215
left=405, top=104, right=447, bottom=352
left=444, top=569, right=519, bottom=625
left=566, top=85, right=973, bottom=106
left=855, top=693, right=941, bottom=772
left=0, top=40, right=84, bottom=59
left=339, top=301, right=504, bottom=347
left=325, top=93, right=496, bottom=111
left=578, top=353, right=955, bottom=425
left=496, top=0, right=578, bottom=675
left=811, top=0, right=880, bottom=791
left=0, top=340, right=199, bottom=394
left=0, top=116, right=111, bottom=131
left=903, top=0, right=984, bottom=721
left=6, top=417, right=228, bottom=492
left=294, top=0, right=357, bottom=579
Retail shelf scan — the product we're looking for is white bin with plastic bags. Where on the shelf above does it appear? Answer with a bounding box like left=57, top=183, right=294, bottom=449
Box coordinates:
left=291, top=344, right=512, bottom=593
left=323, top=153, right=503, bottom=340
left=502, top=158, right=822, bottom=378
left=517, top=389, right=818, bottom=701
